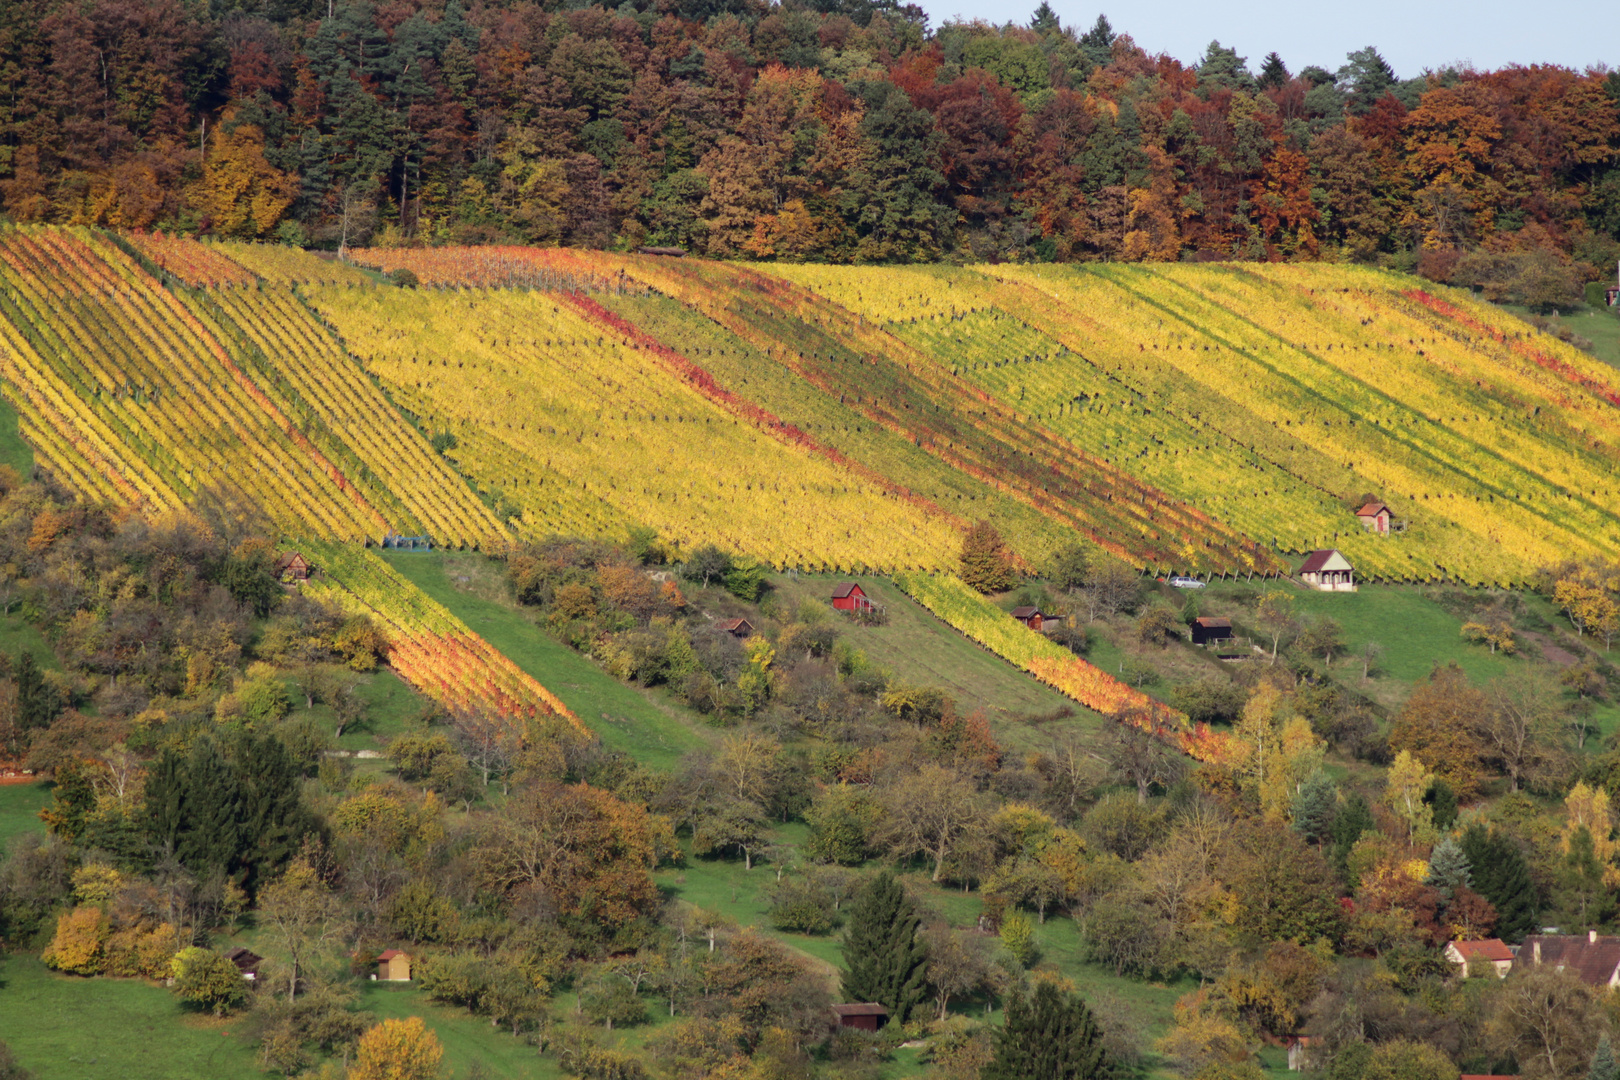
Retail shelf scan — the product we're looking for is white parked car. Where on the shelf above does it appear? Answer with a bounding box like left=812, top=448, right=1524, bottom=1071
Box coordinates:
left=1168, top=575, right=1206, bottom=589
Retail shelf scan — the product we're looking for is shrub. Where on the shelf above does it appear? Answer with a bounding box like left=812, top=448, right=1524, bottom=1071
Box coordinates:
left=41, top=906, right=107, bottom=975
left=170, top=946, right=249, bottom=1016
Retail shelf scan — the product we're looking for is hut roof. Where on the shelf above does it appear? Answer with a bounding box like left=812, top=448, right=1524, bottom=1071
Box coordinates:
left=1193, top=617, right=1232, bottom=629
left=1011, top=606, right=1044, bottom=619
left=1356, top=501, right=1391, bottom=518
left=830, top=1003, right=890, bottom=1017
left=831, top=583, right=864, bottom=599
left=1299, top=549, right=1352, bottom=574
left=1451, top=938, right=1514, bottom=962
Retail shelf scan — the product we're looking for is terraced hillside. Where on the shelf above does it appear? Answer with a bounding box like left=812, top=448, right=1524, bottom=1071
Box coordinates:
left=1, top=227, right=1613, bottom=587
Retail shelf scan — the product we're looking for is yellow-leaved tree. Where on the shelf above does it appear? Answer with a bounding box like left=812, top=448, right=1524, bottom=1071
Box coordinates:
left=1232, top=683, right=1326, bottom=821
left=349, top=1016, right=444, bottom=1080
left=192, top=117, right=297, bottom=238
left=1562, top=782, right=1620, bottom=888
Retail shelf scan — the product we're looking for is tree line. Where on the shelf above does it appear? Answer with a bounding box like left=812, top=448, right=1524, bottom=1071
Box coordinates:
left=0, top=0, right=1616, bottom=299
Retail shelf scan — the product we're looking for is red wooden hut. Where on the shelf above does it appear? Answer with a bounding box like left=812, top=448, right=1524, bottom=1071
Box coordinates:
left=1011, top=606, right=1048, bottom=631
left=831, top=583, right=874, bottom=612
left=716, top=618, right=754, bottom=638
left=830, top=1003, right=889, bottom=1033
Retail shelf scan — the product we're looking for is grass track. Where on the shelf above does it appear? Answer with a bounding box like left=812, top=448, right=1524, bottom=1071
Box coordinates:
left=378, top=551, right=712, bottom=770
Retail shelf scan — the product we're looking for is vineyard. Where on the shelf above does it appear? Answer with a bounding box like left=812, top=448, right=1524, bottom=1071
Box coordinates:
left=891, top=571, right=1232, bottom=764
left=303, top=282, right=966, bottom=572
left=0, top=227, right=502, bottom=546
left=297, top=540, right=586, bottom=738
left=0, top=227, right=1612, bottom=587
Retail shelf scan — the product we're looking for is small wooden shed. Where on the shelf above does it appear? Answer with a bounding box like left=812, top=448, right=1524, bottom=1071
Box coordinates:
left=716, top=617, right=754, bottom=638
left=1299, top=549, right=1355, bottom=592
left=227, top=947, right=263, bottom=981
left=273, top=552, right=311, bottom=583
left=376, top=949, right=412, bottom=982
left=830, top=1003, right=889, bottom=1033
left=1011, top=605, right=1048, bottom=631
left=832, top=583, right=874, bottom=612
left=1355, top=501, right=1393, bottom=535
left=1190, top=616, right=1233, bottom=645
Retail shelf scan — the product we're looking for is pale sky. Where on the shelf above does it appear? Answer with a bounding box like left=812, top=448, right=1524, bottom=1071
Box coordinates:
left=918, top=0, right=1610, bottom=79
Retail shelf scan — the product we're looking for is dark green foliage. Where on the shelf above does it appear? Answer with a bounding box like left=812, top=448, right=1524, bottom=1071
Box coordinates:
left=958, top=521, right=1015, bottom=593
left=1290, top=774, right=1337, bottom=846
left=38, top=758, right=97, bottom=842
left=682, top=544, right=733, bottom=589
left=1555, top=826, right=1616, bottom=932
left=216, top=553, right=282, bottom=618
left=1424, top=779, right=1459, bottom=830
left=1461, top=824, right=1538, bottom=941
left=1047, top=543, right=1092, bottom=593
left=982, top=981, right=1109, bottom=1080
left=1258, top=51, right=1290, bottom=89
left=1168, top=679, right=1246, bottom=725
left=143, top=735, right=315, bottom=890
left=430, top=431, right=459, bottom=456
left=1329, top=793, right=1374, bottom=881
left=14, top=653, right=60, bottom=731
left=389, top=268, right=419, bottom=288
left=1425, top=836, right=1471, bottom=899
left=1590, top=1034, right=1616, bottom=1080
left=723, top=559, right=769, bottom=603
left=840, top=873, right=928, bottom=1025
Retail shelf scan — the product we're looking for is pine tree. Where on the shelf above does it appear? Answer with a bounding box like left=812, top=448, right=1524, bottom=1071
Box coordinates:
left=1461, top=824, right=1538, bottom=941
left=1426, top=836, right=1471, bottom=899
left=177, top=739, right=245, bottom=876
left=236, top=733, right=317, bottom=892
left=840, top=873, right=928, bottom=1025
left=1329, top=793, right=1373, bottom=881
left=983, top=981, right=1109, bottom=1080
left=1424, top=779, right=1459, bottom=830
left=1258, top=52, right=1290, bottom=89
left=15, top=652, right=60, bottom=730
left=1589, top=1033, right=1616, bottom=1080
left=1031, top=2, right=1060, bottom=34
left=143, top=747, right=187, bottom=855
left=1290, top=774, right=1337, bottom=846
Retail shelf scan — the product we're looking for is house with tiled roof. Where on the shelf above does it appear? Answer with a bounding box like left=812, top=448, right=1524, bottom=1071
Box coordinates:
left=1445, top=938, right=1514, bottom=978
left=1520, top=931, right=1620, bottom=987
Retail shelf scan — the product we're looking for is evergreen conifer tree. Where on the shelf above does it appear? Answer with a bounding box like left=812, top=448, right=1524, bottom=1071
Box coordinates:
left=176, top=738, right=244, bottom=876
left=1426, top=836, right=1471, bottom=899
left=143, top=747, right=187, bottom=855
left=983, top=981, right=1109, bottom=1080
left=236, top=733, right=316, bottom=890
left=1290, top=774, right=1337, bottom=846
left=1258, top=51, right=1290, bottom=89
left=840, top=873, right=928, bottom=1024
left=1329, top=793, right=1373, bottom=881
left=1424, top=779, right=1459, bottom=830
left=1461, top=824, right=1538, bottom=941
left=1589, top=1033, right=1616, bottom=1080
left=15, top=652, right=60, bottom=730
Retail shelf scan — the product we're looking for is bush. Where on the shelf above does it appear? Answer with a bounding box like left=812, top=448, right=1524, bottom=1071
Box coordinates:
left=768, top=876, right=841, bottom=935
left=41, top=906, right=107, bottom=975
left=170, top=946, right=249, bottom=1016
left=389, top=268, right=419, bottom=288
left=999, top=912, right=1037, bottom=968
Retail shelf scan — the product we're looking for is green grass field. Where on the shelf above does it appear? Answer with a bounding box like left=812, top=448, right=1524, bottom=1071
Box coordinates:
left=379, top=551, right=713, bottom=770
left=0, top=383, right=34, bottom=477
left=0, top=782, right=47, bottom=850
left=0, top=954, right=262, bottom=1079
left=360, top=981, right=558, bottom=1079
